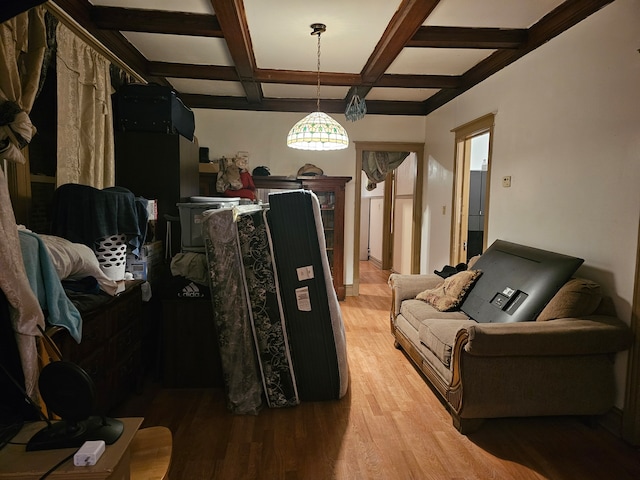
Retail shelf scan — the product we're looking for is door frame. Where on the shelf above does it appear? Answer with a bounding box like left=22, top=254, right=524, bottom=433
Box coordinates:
left=450, top=114, right=495, bottom=265
left=623, top=218, right=640, bottom=445
left=352, top=141, right=424, bottom=296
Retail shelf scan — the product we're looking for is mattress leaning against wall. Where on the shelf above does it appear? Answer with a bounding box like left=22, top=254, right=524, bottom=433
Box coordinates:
left=235, top=206, right=299, bottom=408
left=266, top=190, right=349, bottom=401
left=202, top=207, right=263, bottom=414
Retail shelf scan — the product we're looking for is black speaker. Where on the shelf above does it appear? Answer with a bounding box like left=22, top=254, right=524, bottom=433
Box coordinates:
left=199, top=147, right=210, bottom=163
left=26, top=361, right=124, bottom=451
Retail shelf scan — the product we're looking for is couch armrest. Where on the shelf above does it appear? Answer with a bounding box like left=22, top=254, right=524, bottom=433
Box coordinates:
left=461, top=315, right=632, bottom=357
left=388, top=274, right=444, bottom=319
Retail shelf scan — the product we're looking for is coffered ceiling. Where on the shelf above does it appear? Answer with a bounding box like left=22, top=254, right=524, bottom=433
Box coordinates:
left=38, top=0, right=616, bottom=115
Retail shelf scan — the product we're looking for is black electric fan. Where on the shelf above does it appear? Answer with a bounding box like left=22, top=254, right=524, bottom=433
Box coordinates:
left=26, top=361, right=123, bottom=451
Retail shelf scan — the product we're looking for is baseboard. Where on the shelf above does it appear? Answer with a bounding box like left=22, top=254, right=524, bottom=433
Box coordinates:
left=600, top=406, right=623, bottom=438
left=368, top=257, right=383, bottom=269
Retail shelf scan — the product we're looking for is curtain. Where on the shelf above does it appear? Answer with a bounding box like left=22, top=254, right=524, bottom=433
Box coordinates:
left=362, top=150, right=410, bottom=190
left=56, top=22, right=114, bottom=188
left=0, top=6, right=46, bottom=400
left=0, top=6, right=45, bottom=166
left=0, top=168, right=45, bottom=399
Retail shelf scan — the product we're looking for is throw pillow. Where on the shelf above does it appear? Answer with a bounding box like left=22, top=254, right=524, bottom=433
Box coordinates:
left=536, top=277, right=602, bottom=321
left=416, top=269, right=482, bottom=312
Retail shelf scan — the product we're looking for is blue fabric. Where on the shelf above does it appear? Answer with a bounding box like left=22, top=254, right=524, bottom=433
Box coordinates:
left=19, top=230, right=82, bottom=343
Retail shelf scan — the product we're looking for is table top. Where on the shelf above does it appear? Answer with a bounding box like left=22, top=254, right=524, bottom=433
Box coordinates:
left=0, top=417, right=143, bottom=479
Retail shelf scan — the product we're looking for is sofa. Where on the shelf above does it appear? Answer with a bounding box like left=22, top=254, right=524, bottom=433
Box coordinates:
left=388, top=243, right=633, bottom=433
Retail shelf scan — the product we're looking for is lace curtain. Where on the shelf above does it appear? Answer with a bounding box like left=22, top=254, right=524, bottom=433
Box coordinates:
left=362, top=150, right=410, bottom=190
left=0, top=7, right=46, bottom=399
left=56, top=22, right=114, bottom=188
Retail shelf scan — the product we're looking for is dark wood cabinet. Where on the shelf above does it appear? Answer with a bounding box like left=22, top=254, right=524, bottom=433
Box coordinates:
left=253, top=176, right=351, bottom=300
left=161, top=298, right=223, bottom=388
left=115, top=132, right=199, bottom=254
left=49, top=281, right=144, bottom=414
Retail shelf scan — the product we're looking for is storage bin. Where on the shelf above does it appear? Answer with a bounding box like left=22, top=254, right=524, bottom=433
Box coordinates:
left=177, top=200, right=239, bottom=251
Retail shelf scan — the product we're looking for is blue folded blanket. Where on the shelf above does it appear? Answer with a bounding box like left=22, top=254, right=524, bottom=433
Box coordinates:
left=19, top=230, right=82, bottom=343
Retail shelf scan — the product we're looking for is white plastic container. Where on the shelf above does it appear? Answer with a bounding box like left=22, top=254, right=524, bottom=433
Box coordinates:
left=177, top=200, right=239, bottom=250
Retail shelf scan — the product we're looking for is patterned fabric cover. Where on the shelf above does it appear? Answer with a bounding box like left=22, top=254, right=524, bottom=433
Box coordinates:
left=202, top=208, right=263, bottom=415
left=236, top=208, right=299, bottom=408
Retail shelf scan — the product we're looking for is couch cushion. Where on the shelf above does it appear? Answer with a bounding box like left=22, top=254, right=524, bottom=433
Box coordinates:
left=400, top=299, right=469, bottom=331
left=537, top=278, right=602, bottom=321
left=418, top=319, right=476, bottom=368
left=416, top=270, right=482, bottom=312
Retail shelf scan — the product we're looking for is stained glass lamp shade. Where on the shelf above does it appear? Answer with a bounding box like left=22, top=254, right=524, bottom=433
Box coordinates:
left=287, top=111, right=349, bottom=151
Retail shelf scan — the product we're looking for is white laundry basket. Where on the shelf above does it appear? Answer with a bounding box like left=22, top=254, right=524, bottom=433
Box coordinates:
left=94, top=234, right=127, bottom=280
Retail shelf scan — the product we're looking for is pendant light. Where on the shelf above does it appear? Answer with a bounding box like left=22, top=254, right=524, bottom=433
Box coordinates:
left=286, top=23, right=349, bottom=151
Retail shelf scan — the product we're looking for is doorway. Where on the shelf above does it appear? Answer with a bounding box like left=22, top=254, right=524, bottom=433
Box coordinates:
left=352, top=142, right=425, bottom=297
left=450, top=114, right=495, bottom=265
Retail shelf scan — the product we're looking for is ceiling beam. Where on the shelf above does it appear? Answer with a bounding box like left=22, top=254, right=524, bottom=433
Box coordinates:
left=408, top=26, right=527, bottom=49
left=377, top=74, right=461, bottom=89
left=151, top=61, right=460, bottom=91
left=90, top=6, right=222, bottom=37
left=208, top=0, right=261, bottom=103
left=180, top=94, right=426, bottom=116
left=421, top=0, right=617, bottom=115
left=148, top=62, right=238, bottom=81
left=346, top=0, right=442, bottom=102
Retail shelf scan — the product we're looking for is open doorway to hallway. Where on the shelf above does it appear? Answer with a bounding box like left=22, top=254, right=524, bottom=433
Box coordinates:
left=451, top=114, right=495, bottom=265
left=352, top=142, right=425, bottom=297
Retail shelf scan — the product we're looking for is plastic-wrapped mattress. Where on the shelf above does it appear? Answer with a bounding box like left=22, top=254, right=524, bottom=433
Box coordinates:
left=236, top=207, right=299, bottom=408
left=266, top=190, right=349, bottom=401
left=202, top=207, right=263, bottom=414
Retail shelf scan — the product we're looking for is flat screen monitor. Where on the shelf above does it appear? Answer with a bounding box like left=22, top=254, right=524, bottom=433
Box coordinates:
left=460, top=240, right=584, bottom=323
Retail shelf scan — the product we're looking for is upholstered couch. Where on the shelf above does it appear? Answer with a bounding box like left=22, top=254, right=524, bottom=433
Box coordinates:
left=389, top=271, right=632, bottom=433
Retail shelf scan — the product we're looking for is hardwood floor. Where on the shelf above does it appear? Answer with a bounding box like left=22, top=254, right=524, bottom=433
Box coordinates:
left=115, top=261, right=640, bottom=479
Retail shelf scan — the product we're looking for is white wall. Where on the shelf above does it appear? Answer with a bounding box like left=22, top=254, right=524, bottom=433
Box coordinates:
left=193, top=109, right=426, bottom=284
left=421, top=0, right=640, bottom=407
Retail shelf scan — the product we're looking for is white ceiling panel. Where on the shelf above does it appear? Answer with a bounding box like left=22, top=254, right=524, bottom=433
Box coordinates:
left=122, top=32, right=233, bottom=66
left=89, top=0, right=214, bottom=14
left=243, top=0, right=402, bottom=73
left=366, top=87, right=439, bottom=102
left=388, top=48, right=493, bottom=76
left=425, top=0, right=566, bottom=28
left=168, top=78, right=246, bottom=97
left=263, top=83, right=350, bottom=100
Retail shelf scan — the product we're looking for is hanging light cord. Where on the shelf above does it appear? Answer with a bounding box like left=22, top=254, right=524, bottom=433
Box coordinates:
left=314, top=30, right=321, bottom=112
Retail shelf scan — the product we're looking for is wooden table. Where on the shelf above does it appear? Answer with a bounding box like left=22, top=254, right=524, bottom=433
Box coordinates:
left=0, top=417, right=142, bottom=479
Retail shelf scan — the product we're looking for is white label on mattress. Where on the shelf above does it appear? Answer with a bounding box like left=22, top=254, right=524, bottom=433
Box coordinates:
left=296, top=265, right=314, bottom=281
left=295, top=286, right=312, bottom=311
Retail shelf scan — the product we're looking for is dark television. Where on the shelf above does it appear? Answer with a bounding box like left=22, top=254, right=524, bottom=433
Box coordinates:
left=460, top=240, right=584, bottom=323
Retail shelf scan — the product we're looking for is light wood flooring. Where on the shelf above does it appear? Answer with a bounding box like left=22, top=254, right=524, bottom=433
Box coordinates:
left=116, top=261, right=640, bottom=479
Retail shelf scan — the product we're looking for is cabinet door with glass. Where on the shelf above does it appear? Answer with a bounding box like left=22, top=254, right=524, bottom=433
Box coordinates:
left=301, top=176, right=351, bottom=300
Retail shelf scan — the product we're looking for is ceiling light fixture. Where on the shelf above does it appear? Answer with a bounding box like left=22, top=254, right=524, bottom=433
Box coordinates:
left=286, top=23, right=349, bottom=151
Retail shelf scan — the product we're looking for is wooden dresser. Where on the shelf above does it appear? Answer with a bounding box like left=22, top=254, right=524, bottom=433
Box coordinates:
left=49, top=281, right=144, bottom=415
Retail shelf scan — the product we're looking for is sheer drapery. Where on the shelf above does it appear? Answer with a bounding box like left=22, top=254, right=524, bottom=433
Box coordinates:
left=362, top=150, right=410, bottom=190
left=0, top=6, right=45, bottom=165
left=56, top=22, right=114, bottom=188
